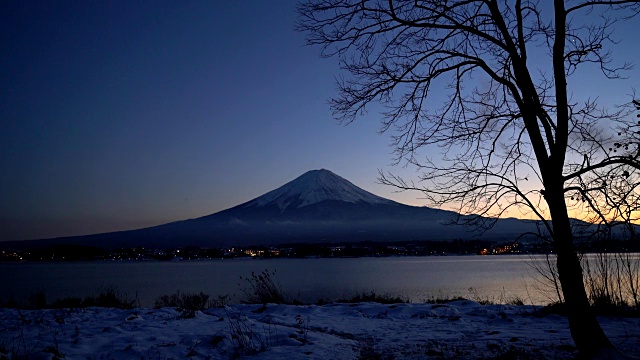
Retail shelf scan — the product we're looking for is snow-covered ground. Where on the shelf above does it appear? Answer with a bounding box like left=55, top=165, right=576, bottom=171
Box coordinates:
left=1, top=301, right=639, bottom=359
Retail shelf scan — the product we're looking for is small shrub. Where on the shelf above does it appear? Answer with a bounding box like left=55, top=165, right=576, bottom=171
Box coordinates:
left=239, top=269, right=287, bottom=304
left=155, top=291, right=211, bottom=318
left=468, top=287, right=494, bottom=305
left=87, top=287, right=139, bottom=309
left=315, top=298, right=331, bottom=305
left=4, top=288, right=137, bottom=310
left=226, top=309, right=270, bottom=357
left=539, top=299, right=639, bottom=317
left=295, top=314, right=310, bottom=344
left=539, top=301, right=567, bottom=316
left=155, top=293, right=180, bottom=308
left=155, top=291, right=210, bottom=310
left=181, top=292, right=210, bottom=311
left=211, top=294, right=231, bottom=308
left=507, top=297, right=525, bottom=306
left=424, top=296, right=466, bottom=304
left=337, top=291, right=408, bottom=304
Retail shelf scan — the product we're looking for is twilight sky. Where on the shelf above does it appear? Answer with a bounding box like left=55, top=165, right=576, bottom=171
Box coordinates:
left=1, top=1, right=639, bottom=242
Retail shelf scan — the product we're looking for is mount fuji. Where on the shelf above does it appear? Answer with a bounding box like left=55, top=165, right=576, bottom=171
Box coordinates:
left=3, top=169, right=538, bottom=249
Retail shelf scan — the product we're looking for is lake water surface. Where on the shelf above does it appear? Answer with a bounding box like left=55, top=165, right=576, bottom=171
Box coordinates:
left=1, top=255, right=567, bottom=306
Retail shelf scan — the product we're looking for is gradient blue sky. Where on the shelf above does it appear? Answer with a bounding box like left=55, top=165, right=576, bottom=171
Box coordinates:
left=1, top=1, right=639, bottom=241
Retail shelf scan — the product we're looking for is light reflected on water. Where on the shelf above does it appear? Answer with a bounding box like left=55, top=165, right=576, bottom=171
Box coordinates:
left=1, top=255, right=638, bottom=307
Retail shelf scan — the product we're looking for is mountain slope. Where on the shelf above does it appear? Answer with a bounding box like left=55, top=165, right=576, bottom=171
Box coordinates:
left=244, top=169, right=394, bottom=210
left=1, top=169, right=541, bottom=249
left=203, top=169, right=424, bottom=222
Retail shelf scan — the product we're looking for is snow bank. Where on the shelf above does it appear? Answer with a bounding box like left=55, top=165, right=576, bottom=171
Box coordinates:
left=1, top=301, right=638, bottom=359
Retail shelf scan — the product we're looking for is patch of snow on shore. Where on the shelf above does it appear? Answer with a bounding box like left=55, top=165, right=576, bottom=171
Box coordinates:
left=1, top=301, right=639, bottom=359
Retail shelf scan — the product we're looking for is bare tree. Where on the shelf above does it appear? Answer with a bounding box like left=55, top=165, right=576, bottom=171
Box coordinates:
left=298, top=0, right=640, bottom=355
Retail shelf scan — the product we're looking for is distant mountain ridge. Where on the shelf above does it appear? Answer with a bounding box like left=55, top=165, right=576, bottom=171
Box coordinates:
left=2, top=169, right=542, bottom=250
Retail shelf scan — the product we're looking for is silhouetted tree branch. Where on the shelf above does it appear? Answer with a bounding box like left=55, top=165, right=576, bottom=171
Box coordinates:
left=298, top=0, right=640, bottom=355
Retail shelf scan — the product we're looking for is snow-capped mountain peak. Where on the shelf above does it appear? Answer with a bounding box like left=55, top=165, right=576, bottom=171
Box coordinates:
left=245, top=169, right=394, bottom=210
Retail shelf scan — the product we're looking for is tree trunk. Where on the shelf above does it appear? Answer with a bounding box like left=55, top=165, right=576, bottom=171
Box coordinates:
left=547, top=188, right=612, bottom=356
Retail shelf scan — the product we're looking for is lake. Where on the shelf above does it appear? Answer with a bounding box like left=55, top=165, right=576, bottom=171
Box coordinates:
left=1, top=255, right=569, bottom=307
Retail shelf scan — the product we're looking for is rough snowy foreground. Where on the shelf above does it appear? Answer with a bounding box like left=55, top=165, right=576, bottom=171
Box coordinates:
left=1, top=301, right=639, bottom=359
